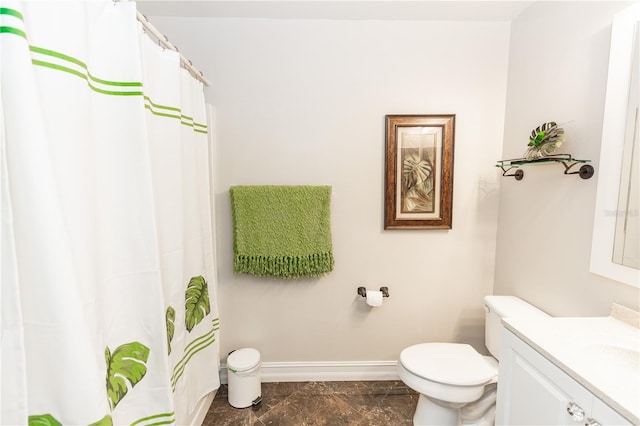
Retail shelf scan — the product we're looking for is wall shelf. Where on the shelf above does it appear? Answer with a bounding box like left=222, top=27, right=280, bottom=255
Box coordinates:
left=496, top=154, right=594, bottom=181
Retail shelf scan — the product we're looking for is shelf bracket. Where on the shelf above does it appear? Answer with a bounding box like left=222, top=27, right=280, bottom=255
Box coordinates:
left=498, top=165, right=524, bottom=180
left=561, top=162, right=595, bottom=179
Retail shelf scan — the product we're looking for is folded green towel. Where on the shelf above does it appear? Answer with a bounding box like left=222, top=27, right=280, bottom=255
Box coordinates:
left=230, top=185, right=334, bottom=279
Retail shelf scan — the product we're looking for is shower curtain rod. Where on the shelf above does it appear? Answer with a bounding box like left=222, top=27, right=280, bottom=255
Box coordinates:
left=133, top=7, right=212, bottom=87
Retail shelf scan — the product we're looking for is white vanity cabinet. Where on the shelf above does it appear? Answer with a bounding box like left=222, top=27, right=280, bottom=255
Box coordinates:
left=590, top=397, right=633, bottom=426
left=496, top=328, right=632, bottom=426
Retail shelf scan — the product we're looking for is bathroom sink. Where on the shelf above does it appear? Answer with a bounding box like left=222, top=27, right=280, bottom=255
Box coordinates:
left=501, top=305, right=640, bottom=424
left=580, top=330, right=640, bottom=364
left=585, top=342, right=640, bottom=371
left=579, top=341, right=640, bottom=388
left=563, top=325, right=640, bottom=398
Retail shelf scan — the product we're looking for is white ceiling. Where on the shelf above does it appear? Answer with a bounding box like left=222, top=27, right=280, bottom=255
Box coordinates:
left=136, top=1, right=535, bottom=21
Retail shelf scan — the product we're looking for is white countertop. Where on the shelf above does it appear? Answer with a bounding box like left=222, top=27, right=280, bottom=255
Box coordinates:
left=502, top=306, right=640, bottom=424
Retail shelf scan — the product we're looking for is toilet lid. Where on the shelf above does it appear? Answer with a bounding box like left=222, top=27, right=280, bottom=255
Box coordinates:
left=399, top=343, right=496, bottom=386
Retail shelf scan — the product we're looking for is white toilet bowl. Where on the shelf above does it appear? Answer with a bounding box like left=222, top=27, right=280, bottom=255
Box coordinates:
left=397, top=296, right=549, bottom=426
left=398, top=343, right=498, bottom=425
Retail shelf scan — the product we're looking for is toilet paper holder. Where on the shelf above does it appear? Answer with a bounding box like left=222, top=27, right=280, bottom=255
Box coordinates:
left=357, top=286, right=389, bottom=298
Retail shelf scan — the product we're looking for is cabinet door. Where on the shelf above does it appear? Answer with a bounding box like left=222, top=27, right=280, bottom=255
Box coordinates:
left=496, top=329, right=593, bottom=425
left=590, top=396, right=632, bottom=426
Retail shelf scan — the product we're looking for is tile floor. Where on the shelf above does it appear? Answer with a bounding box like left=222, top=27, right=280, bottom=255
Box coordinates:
left=203, top=380, right=418, bottom=426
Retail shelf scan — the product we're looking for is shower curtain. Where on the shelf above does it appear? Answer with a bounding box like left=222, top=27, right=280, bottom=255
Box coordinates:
left=0, top=1, right=220, bottom=425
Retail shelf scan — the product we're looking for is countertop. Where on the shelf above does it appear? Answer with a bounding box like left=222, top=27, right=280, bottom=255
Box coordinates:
left=502, top=304, right=640, bottom=425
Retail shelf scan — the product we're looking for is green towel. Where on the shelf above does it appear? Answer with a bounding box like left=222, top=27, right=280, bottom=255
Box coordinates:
left=230, top=185, right=334, bottom=279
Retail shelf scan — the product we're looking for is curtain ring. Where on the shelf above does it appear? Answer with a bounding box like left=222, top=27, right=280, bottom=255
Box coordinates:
left=159, top=35, right=169, bottom=51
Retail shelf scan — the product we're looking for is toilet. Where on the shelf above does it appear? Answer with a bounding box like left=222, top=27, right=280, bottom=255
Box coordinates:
left=398, top=296, right=549, bottom=425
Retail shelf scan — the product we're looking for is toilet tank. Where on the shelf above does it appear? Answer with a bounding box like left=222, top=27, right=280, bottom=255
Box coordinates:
left=484, top=296, right=549, bottom=360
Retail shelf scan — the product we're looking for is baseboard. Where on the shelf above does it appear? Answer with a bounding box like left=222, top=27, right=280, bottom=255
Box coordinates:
left=219, top=360, right=399, bottom=384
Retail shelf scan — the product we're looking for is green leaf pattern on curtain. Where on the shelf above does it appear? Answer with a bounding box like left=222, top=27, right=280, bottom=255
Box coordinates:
left=3, top=7, right=216, bottom=423
left=105, top=342, right=150, bottom=410
left=88, top=414, right=113, bottom=426
left=28, top=414, right=112, bottom=426
left=27, top=414, right=62, bottom=426
left=185, top=276, right=211, bottom=332
left=166, top=306, right=176, bottom=355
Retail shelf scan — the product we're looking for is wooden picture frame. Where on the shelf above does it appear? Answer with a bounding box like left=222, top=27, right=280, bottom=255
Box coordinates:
left=384, top=115, right=455, bottom=229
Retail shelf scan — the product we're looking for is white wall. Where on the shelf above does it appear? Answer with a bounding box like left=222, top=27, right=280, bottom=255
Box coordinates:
left=494, top=1, right=640, bottom=316
left=150, top=16, right=511, bottom=362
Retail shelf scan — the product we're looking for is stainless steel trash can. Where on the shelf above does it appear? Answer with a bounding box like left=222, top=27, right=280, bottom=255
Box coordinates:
left=227, top=348, right=262, bottom=408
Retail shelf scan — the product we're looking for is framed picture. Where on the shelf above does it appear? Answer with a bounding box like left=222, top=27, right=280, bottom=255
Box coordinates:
left=384, top=114, right=455, bottom=229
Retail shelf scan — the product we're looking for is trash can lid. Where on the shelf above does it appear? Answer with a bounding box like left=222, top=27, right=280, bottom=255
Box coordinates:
left=228, top=348, right=261, bottom=372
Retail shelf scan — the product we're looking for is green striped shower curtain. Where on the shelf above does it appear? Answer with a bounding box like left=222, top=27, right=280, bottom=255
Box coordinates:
left=0, top=1, right=220, bottom=425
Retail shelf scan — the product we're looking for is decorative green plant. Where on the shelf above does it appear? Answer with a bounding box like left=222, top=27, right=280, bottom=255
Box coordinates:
left=524, top=122, right=565, bottom=160
left=185, top=276, right=211, bottom=333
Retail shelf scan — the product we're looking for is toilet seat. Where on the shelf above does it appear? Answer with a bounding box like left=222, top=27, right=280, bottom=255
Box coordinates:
left=399, top=343, right=496, bottom=386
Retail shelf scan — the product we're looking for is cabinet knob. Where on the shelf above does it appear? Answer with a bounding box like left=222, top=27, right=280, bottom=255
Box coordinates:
left=567, top=402, right=585, bottom=421
left=585, top=418, right=602, bottom=426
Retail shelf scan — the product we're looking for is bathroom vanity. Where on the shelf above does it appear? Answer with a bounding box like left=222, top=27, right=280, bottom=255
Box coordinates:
left=495, top=305, right=639, bottom=425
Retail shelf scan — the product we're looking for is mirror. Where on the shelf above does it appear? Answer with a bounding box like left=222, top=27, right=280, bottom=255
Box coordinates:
left=591, top=3, right=640, bottom=287
left=612, top=23, right=639, bottom=270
